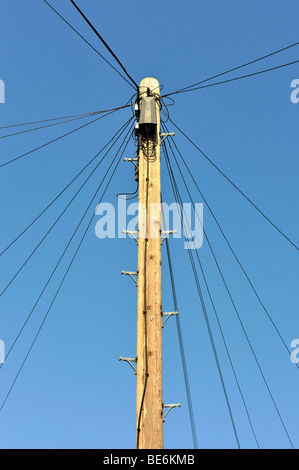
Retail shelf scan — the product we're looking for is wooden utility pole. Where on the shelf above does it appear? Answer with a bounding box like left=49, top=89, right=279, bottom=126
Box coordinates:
left=136, top=77, right=163, bottom=449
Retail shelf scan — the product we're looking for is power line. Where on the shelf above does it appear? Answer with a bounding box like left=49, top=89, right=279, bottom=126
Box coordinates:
left=165, top=129, right=297, bottom=366
left=0, top=122, right=133, bottom=412
left=163, top=47, right=299, bottom=97
left=0, top=103, right=132, bottom=132
left=0, top=110, right=98, bottom=130
left=164, top=40, right=299, bottom=95
left=68, top=0, right=138, bottom=90
left=168, top=116, right=299, bottom=251
left=0, top=111, right=97, bottom=130
left=173, top=59, right=299, bottom=95
left=163, top=141, right=241, bottom=449
left=0, top=117, right=133, bottom=297
left=0, top=109, right=118, bottom=169
left=0, top=113, right=103, bottom=140
left=163, top=136, right=294, bottom=449
left=42, top=0, right=135, bottom=90
left=0, top=119, right=133, bottom=368
left=166, top=148, right=260, bottom=447
left=0, top=118, right=133, bottom=258
left=116, top=182, right=139, bottom=201
left=161, top=198, right=198, bottom=449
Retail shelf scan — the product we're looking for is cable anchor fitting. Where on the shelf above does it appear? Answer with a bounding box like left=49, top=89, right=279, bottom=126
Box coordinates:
left=161, top=311, right=179, bottom=328
left=163, top=403, right=181, bottom=422
left=119, top=356, right=137, bottom=374
left=121, top=270, right=138, bottom=286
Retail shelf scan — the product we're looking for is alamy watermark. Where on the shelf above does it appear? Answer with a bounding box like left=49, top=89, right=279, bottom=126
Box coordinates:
left=95, top=200, right=204, bottom=249
left=290, top=79, right=299, bottom=103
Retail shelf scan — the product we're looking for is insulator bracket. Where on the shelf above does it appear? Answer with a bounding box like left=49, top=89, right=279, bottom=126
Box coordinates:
left=119, top=356, right=137, bottom=374
left=161, top=230, right=177, bottom=244
left=163, top=403, right=181, bottom=422
left=123, top=230, right=139, bottom=245
left=161, top=311, right=179, bottom=327
left=121, top=270, right=138, bottom=286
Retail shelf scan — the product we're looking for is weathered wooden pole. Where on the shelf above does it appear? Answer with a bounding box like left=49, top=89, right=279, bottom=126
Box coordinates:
left=136, top=77, right=163, bottom=449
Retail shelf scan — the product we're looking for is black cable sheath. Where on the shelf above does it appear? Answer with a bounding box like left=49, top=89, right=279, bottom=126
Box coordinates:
left=163, top=57, right=299, bottom=97
left=0, top=118, right=133, bottom=297
left=69, top=0, right=138, bottom=90
left=0, top=119, right=133, bottom=369
left=161, top=197, right=199, bottom=449
left=163, top=142, right=241, bottom=449
left=0, top=117, right=131, bottom=257
left=0, top=122, right=133, bottom=412
left=163, top=135, right=294, bottom=449
left=163, top=138, right=260, bottom=447
left=0, top=110, right=117, bottom=169
left=0, top=104, right=132, bottom=136
left=136, top=157, right=150, bottom=450
left=42, top=0, right=134, bottom=89
left=168, top=117, right=298, bottom=251
left=165, top=129, right=297, bottom=366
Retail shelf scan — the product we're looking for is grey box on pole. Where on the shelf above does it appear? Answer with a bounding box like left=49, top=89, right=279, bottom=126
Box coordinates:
left=139, top=96, right=157, bottom=126
left=139, top=96, right=157, bottom=141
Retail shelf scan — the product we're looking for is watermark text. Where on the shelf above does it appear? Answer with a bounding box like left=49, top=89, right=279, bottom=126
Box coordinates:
left=95, top=200, right=204, bottom=249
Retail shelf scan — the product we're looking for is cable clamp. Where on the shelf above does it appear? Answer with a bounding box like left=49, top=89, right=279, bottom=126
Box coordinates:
left=163, top=403, right=181, bottom=422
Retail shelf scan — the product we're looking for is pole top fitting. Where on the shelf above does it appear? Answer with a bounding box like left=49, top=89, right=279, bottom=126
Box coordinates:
left=139, top=77, right=160, bottom=99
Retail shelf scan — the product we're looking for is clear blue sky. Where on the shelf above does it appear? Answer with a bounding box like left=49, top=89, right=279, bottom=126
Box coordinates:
left=0, top=0, right=298, bottom=449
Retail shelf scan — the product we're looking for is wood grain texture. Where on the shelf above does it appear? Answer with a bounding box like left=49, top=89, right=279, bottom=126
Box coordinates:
left=136, top=77, right=163, bottom=449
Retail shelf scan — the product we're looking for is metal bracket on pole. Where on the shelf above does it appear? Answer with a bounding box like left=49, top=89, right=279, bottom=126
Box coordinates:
left=161, top=230, right=177, bottom=245
left=119, top=356, right=137, bottom=374
left=123, top=230, right=139, bottom=245
left=160, top=132, right=175, bottom=145
left=161, top=311, right=179, bottom=328
left=124, top=157, right=139, bottom=169
left=121, top=270, right=138, bottom=286
left=163, top=403, right=181, bottom=422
